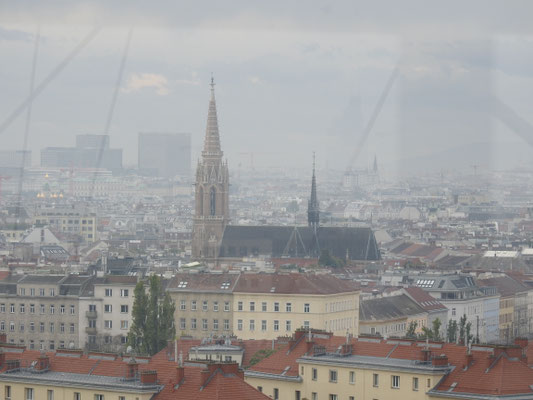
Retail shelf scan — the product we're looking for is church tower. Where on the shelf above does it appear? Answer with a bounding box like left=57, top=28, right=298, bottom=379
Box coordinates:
left=192, top=77, right=229, bottom=260
left=307, top=153, right=320, bottom=230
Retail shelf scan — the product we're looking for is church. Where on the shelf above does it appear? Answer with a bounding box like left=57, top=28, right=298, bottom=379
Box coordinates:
left=191, top=79, right=381, bottom=263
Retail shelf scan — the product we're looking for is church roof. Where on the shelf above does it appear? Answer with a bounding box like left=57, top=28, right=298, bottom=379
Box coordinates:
left=218, top=225, right=380, bottom=261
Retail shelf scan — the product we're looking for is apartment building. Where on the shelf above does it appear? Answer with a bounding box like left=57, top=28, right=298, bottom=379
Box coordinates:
left=245, top=329, right=533, bottom=400
left=167, top=272, right=359, bottom=340
left=232, top=273, right=359, bottom=340
left=167, top=273, right=238, bottom=337
left=79, top=275, right=138, bottom=349
left=33, top=204, right=97, bottom=243
left=0, top=275, right=93, bottom=350
left=0, top=343, right=268, bottom=400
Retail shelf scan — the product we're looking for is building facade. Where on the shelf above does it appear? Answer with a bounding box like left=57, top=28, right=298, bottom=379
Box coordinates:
left=138, top=132, right=191, bottom=177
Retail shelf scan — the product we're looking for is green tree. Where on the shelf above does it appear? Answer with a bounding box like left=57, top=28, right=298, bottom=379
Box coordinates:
left=405, top=321, right=418, bottom=339
left=459, top=314, right=467, bottom=345
left=447, top=320, right=458, bottom=343
left=128, top=276, right=175, bottom=355
left=432, top=318, right=442, bottom=341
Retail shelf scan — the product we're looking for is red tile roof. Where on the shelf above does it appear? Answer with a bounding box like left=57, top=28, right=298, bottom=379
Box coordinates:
left=404, top=286, right=448, bottom=311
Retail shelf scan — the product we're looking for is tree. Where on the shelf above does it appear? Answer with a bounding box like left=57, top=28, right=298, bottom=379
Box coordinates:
left=318, top=249, right=345, bottom=268
left=406, top=321, right=418, bottom=339
left=447, top=320, right=458, bottom=343
left=432, top=318, right=442, bottom=341
left=128, top=276, right=176, bottom=356
left=459, top=314, right=467, bottom=345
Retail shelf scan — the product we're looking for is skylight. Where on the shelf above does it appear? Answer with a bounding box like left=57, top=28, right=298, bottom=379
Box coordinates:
left=177, top=281, right=188, bottom=288
left=220, top=282, right=230, bottom=289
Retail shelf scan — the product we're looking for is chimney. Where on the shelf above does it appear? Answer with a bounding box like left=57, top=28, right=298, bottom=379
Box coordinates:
left=465, top=351, right=474, bottom=367
left=200, top=369, right=212, bottom=388
left=514, top=337, right=529, bottom=349
left=421, top=349, right=431, bottom=362
left=221, top=362, right=244, bottom=379
left=35, top=353, right=50, bottom=371
left=176, top=366, right=185, bottom=384
left=140, top=370, right=158, bottom=385
left=126, top=357, right=138, bottom=379
left=431, top=355, right=448, bottom=366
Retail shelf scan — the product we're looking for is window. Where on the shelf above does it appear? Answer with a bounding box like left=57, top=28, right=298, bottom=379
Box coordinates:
left=50, top=322, right=54, bottom=333
left=29, top=340, right=34, bottom=349
left=50, top=305, right=55, bottom=314
left=274, top=320, right=279, bottom=331
left=25, top=388, right=34, bottom=400
left=238, top=301, right=243, bottom=311
left=47, top=389, right=54, bottom=400
left=262, top=302, right=267, bottom=312
left=262, top=320, right=267, bottom=331
left=94, top=395, right=104, bottom=400
left=349, top=371, right=355, bottom=384
left=213, top=319, right=219, bottom=330
left=392, top=375, right=400, bottom=389
left=304, top=303, right=310, bottom=313
left=104, top=320, right=112, bottom=329
left=202, top=319, right=208, bottom=330
left=30, top=304, right=34, bottom=314
left=73, top=393, right=81, bottom=400
left=274, top=302, right=279, bottom=312
left=203, top=300, right=208, bottom=311
left=191, top=318, right=197, bottom=330
left=19, top=288, right=25, bottom=296
left=59, top=341, right=64, bottom=349
left=121, top=320, right=128, bottom=330
left=20, top=304, right=25, bottom=313
left=0, top=304, right=5, bottom=313
left=224, top=301, right=230, bottom=311
left=105, top=289, right=112, bottom=297
left=224, top=319, right=229, bottom=330
left=39, top=288, right=45, bottom=296
left=70, top=324, right=75, bottom=334
left=0, top=321, right=4, bottom=331
left=119, top=397, right=125, bottom=400
left=329, top=369, right=337, bottom=383
left=9, top=304, right=14, bottom=313
left=312, top=393, right=317, bottom=400
left=104, top=304, right=112, bottom=313
left=70, top=305, right=75, bottom=315
left=120, top=289, right=129, bottom=297
left=213, top=301, right=219, bottom=312
left=49, top=289, right=55, bottom=297
left=349, top=397, right=354, bottom=400
left=373, top=373, right=379, bottom=387
left=286, top=303, right=292, bottom=312
left=60, top=304, right=65, bottom=314
left=19, top=322, right=24, bottom=332
left=312, top=368, right=317, bottom=381
left=40, top=304, right=45, bottom=314
left=329, top=395, right=338, bottom=400
left=180, top=300, right=186, bottom=310
left=60, top=323, right=65, bottom=333
left=121, top=305, right=129, bottom=313
left=304, top=320, right=310, bottom=329
left=273, top=388, right=279, bottom=400
left=5, top=386, right=11, bottom=400
left=39, top=322, right=44, bottom=333
left=413, top=377, right=419, bottom=391
left=427, top=378, right=431, bottom=388
left=295, top=390, right=301, bottom=400
left=237, top=319, right=243, bottom=330
left=89, top=320, right=96, bottom=329
left=250, top=302, right=255, bottom=311
left=30, top=322, right=34, bottom=332
left=89, top=304, right=96, bottom=312
left=180, top=318, right=186, bottom=330
left=452, top=307, right=456, bottom=316
left=250, top=319, right=255, bottom=331
left=191, top=300, right=197, bottom=311
left=286, top=320, right=292, bottom=332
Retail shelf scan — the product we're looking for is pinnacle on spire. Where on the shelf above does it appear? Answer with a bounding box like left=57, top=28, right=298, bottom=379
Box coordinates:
left=202, top=75, right=222, bottom=157
left=308, top=152, right=319, bottom=229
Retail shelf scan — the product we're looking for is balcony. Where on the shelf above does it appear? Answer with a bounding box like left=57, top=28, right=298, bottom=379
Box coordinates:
left=85, top=327, right=97, bottom=335
left=86, top=310, right=97, bottom=319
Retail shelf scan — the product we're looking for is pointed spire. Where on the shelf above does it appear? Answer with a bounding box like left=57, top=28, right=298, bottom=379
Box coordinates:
left=202, top=75, right=222, bottom=158
left=308, top=152, right=319, bottom=229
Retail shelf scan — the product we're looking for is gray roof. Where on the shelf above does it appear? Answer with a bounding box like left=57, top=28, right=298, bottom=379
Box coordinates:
left=360, top=294, right=426, bottom=321
left=219, top=225, right=380, bottom=261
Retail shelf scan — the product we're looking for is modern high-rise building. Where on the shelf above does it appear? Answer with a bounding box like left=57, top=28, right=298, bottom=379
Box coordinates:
left=138, top=132, right=191, bottom=177
left=0, top=150, right=31, bottom=168
left=41, top=135, right=122, bottom=172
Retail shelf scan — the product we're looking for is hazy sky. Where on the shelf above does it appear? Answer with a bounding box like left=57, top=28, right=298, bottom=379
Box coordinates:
left=1, top=1, right=533, bottom=176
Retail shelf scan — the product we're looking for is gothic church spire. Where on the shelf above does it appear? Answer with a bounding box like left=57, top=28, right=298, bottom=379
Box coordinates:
left=308, top=152, right=319, bottom=229
left=202, top=76, right=222, bottom=158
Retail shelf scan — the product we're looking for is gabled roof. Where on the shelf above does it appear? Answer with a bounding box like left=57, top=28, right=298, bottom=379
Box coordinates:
left=404, top=287, right=448, bottom=312
left=167, top=273, right=240, bottom=293
left=477, top=275, right=529, bottom=297
left=360, top=294, right=426, bottom=321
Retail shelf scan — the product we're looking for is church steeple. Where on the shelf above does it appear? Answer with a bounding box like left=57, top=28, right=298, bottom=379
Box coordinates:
left=202, top=76, right=223, bottom=158
left=308, top=152, right=319, bottom=229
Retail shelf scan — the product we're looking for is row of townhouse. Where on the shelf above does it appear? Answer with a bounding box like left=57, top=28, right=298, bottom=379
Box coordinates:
left=245, top=329, right=533, bottom=400
left=0, top=274, right=137, bottom=351
left=166, top=272, right=360, bottom=340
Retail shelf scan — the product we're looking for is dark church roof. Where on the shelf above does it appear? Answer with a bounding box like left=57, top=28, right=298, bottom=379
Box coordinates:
left=218, top=225, right=380, bottom=261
